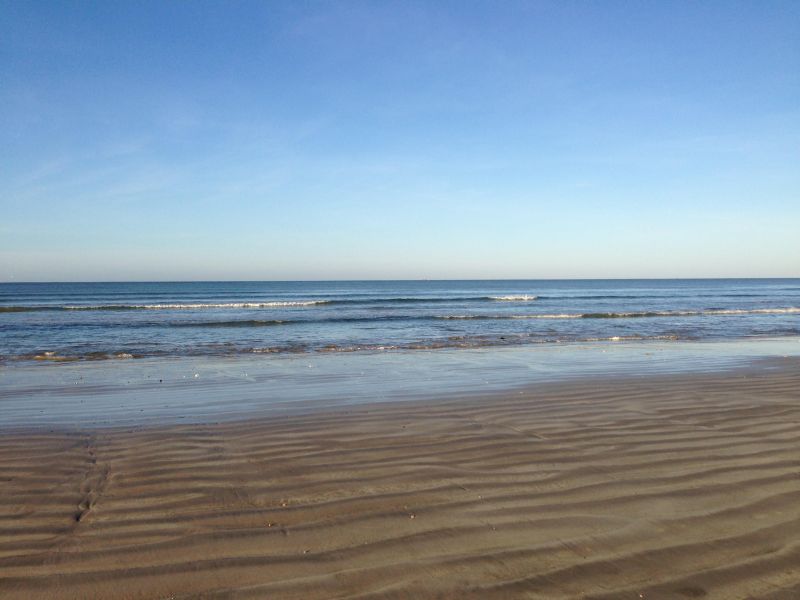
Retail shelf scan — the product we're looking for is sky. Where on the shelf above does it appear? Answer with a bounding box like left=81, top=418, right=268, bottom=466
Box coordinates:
left=1, top=1, right=798, bottom=281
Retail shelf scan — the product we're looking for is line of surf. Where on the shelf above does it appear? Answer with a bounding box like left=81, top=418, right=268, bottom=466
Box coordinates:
left=0, top=295, right=540, bottom=312
left=153, top=307, right=800, bottom=327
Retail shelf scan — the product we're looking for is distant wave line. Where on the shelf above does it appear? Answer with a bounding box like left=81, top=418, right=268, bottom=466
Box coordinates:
left=154, top=307, right=800, bottom=327
left=0, top=301, right=331, bottom=312
left=0, top=295, right=539, bottom=312
left=438, top=308, right=800, bottom=320
left=4, top=306, right=798, bottom=326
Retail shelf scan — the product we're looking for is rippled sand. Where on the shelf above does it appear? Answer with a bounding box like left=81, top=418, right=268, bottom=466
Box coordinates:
left=1, top=363, right=799, bottom=599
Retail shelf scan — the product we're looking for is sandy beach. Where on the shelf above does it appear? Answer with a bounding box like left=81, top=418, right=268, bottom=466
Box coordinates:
left=5, top=0, right=799, bottom=595
left=1, top=362, right=799, bottom=599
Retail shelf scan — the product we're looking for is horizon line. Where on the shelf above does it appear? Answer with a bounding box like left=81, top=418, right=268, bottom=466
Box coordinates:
left=2, top=276, right=799, bottom=285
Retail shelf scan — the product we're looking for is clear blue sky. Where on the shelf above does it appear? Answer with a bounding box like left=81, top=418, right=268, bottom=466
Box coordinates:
left=1, top=1, right=798, bottom=281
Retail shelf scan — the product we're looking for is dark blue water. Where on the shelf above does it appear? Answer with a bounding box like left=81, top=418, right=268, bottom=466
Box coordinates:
left=1, top=280, right=799, bottom=362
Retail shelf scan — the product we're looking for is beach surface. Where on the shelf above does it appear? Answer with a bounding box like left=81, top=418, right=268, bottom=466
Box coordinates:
left=1, top=362, right=799, bottom=599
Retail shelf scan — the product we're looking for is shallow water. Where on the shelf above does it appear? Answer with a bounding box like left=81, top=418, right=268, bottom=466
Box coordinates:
left=1, top=337, right=798, bottom=429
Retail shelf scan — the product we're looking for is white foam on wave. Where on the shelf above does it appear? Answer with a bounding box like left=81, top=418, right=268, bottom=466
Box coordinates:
left=439, top=314, right=581, bottom=320
left=138, top=301, right=330, bottom=309
left=489, top=295, right=538, bottom=301
left=438, top=307, right=800, bottom=320
left=510, top=313, right=582, bottom=319
left=63, top=301, right=330, bottom=310
left=706, top=308, right=800, bottom=315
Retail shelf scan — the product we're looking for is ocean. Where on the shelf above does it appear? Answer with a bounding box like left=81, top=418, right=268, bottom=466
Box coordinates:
left=1, top=279, right=799, bottom=363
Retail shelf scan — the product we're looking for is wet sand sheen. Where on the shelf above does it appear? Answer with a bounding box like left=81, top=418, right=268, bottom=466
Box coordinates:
left=1, top=364, right=799, bottom=599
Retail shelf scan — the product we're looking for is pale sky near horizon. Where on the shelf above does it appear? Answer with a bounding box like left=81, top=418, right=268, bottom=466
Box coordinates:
left=1, top=1, right=798, bottom=282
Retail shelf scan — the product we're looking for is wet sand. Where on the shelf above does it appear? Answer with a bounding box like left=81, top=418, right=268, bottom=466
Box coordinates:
left=1, top=362, right=799, bottom=599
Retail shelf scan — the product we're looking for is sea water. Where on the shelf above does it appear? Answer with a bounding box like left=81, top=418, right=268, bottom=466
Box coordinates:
left=2, top=280, right=798, bottom=427
left=2, top=279, right=799, bottom=361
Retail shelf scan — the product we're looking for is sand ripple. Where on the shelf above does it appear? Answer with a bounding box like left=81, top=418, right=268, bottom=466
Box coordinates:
left=1, top=363, right=799, bottom=598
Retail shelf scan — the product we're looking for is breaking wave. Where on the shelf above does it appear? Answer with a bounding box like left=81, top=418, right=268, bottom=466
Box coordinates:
left=437, top=308, right=800, bottom=320
left=0, top=295, right=546, bottom=312
left=489, top=295, right=538, bottom=301
left=82, top=307, right=800, bottom=328
left=0, top=301, right=331, bottom=312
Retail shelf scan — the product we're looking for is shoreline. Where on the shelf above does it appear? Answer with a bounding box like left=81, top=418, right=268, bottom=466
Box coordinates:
left=2, top=336, right=799, bottom=431
left=1, top=352, right=798, bottom=437
left=1, top=362, right=799, bottom=598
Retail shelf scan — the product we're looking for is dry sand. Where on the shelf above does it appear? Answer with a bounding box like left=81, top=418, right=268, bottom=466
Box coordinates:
left=1, top=363, right=799, bottom=599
